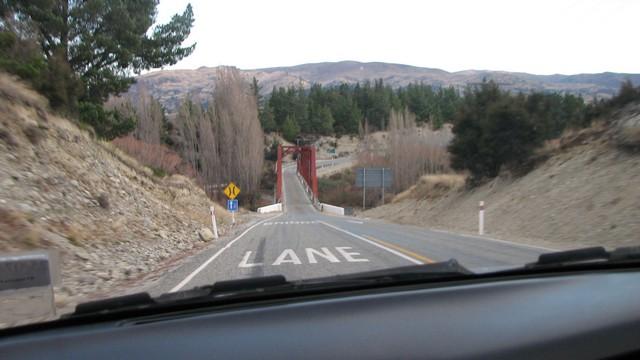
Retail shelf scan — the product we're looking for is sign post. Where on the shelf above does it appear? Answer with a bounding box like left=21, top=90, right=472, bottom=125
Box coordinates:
left=227, top=199, right=238, bottom=224
left=356, top=168, right=393, bottom=210
left=224, top=182, right=241, bottom=226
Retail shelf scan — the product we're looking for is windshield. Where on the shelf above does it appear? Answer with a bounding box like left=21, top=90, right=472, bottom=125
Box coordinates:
left=1, top=0, right=639, bottom=329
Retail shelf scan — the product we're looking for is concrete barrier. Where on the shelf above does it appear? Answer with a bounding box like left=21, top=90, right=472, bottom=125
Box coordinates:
left=257, top=203, right=283, bottom=214
left=321, top=203, right=345, bottom=216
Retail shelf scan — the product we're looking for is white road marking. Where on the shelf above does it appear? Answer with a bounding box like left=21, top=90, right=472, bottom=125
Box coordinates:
left=335, top=246, right=369, bottom=262
left=239, top=247, right=369, bottom=267
left=318, top=221, right=423, bottom=265
left=239, top=251, right=263, bottom=268
left=169, top=213, right=283, bottom=293
left=272, top=249, right=302, bottom=265
left=262, top=220, right=319, bottom=226
left=347, top=220, right=364, bottom=224
left=306, top=247, right=341, bottom=264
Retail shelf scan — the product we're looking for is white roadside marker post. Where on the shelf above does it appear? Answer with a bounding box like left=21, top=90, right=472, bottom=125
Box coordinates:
left=479, top=201, right=485, bottom=235
left=210, top=206, right=219, bottom=239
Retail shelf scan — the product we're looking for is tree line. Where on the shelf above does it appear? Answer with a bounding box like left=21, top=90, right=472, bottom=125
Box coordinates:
left=258, top=78, right=593, bottom=143
left=259, top=80, right=464, bottom=141
left=448, top=80, right=638, bottom=183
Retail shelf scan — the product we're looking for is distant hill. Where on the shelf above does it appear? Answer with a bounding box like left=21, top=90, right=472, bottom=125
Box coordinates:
left=131, top=61, right=640, bottom=113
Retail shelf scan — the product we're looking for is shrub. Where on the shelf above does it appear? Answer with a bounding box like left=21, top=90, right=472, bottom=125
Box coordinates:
left=264, top=139, right=279, bottom=161
left=449, top=82, right=541, bottom=183
left=78, top=102, right=136, bottom=140
left=318, top=169, right=381, bottom=208
left=96, top=193, right=110, bottom=209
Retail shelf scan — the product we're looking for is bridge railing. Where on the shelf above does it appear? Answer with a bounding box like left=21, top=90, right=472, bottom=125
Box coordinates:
left=276, top=145, right=318, bottom=203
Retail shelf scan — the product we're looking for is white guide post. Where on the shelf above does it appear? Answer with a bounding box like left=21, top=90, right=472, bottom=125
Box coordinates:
left=478, top=201, right=485, bottom=235
left=210, top=206, right=219, bottom=239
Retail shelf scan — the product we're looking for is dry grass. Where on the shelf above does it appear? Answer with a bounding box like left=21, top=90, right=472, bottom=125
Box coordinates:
left=98, top=140, right=156, bottom=179
left=618, top=127, right=640, bottom=148
left=0, top=208, right=44, bottom=250
left=536, top=122, right=609, bottom=159
left=22, top=124, right=46, bottom=145
left=0, top=73, right=47, bottom=112
left=46, top=219, right=87, bottom=247
left=111, top=135, right=193, bottom=177
left=392, top=174, right=465, bottom=203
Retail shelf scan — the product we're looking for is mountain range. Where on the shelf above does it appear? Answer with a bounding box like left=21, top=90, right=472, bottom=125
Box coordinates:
left=131, top=61, right=640, bottom=113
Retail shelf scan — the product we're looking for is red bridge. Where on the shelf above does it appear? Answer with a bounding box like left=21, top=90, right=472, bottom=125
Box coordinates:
left=276, top=145, right=318, bottom=203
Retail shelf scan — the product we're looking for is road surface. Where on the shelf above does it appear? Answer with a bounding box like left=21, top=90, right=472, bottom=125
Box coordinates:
left=147, top=165, right=552, bottom=295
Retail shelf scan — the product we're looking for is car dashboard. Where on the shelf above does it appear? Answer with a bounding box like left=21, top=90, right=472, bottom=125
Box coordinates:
left=1, top=269, right=639, bottom=359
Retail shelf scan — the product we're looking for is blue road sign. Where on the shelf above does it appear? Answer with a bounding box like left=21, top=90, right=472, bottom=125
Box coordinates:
left=227, top=199, right=238, bottom=212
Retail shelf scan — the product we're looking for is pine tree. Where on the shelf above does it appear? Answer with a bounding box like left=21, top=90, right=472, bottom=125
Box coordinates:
left=282, top=115, right=300, bottom=142
left=2, top=0, right=195, bottom=115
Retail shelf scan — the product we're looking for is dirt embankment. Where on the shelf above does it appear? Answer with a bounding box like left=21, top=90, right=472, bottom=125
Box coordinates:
left=0, top=74, right=246, bottom=310
left=363, top=107, right=640, bottom=250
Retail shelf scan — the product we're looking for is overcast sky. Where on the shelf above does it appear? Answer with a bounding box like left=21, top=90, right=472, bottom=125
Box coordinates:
left=154, top=0, right=640, bottom=75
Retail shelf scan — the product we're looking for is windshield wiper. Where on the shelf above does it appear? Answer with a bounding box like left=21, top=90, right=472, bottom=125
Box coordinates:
left=302, top=259, right=472, bottom=285
left=69, top=261, right=472, bottom=318
left=525, top=246, right=640, bottom=269
left=71, top=275, right=291, bottom=317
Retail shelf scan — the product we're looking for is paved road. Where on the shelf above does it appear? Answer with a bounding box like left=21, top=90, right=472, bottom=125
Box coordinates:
left=147, top=166, right=552, bottom=295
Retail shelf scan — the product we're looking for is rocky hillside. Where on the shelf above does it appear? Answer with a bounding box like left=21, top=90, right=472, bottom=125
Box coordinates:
left=133, top=61, right=640, bottom=113
left=0, top=74, right=240, bottom=313
left=362, top=105, right=640, bottom=250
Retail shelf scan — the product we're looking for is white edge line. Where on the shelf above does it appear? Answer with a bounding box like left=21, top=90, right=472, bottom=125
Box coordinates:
left=169, top=213, right=284, bottom=293
left=318, top=221, right=423, bottom=265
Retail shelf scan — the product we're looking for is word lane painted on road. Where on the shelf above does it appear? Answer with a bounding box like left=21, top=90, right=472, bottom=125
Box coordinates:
left=239, top=247, right=369, bottom=268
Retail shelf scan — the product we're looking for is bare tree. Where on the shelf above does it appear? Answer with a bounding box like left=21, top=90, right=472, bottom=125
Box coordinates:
left=197, top=105, right=220, bottom=191
left=387, top=108, right=452, bottom=192
left=133, top=83, right=164, bottom=144
left=105, top=82, right=164, bottom=144
left=212, top=67, right=264, bottom=196
left=176, top=96, right=200, bottom=172
left=172, top=67, right=264, bottom=200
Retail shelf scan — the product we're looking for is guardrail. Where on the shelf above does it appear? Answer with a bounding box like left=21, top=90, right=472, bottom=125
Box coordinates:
left=320, top=203, right=345, bottom=216
left=297, top=165, right=346, bottom=215
left=257, top=203, right=283, bottom=214
left=296, top=172, right=323, bottom=210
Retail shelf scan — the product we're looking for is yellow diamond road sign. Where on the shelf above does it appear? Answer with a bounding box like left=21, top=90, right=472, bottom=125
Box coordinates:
left=224, top=182, right=241, bottom=200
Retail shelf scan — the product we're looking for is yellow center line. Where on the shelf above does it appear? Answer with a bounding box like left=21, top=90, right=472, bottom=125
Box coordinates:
left=363, top=235, right=435, bottom=264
